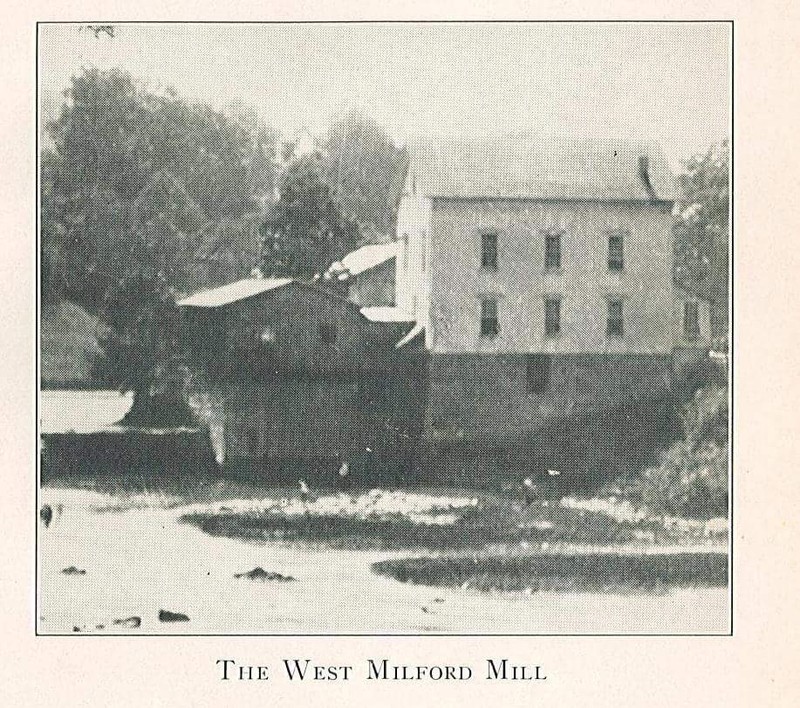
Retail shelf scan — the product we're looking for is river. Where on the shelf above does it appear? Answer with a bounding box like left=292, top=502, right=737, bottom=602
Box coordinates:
left=38, top=487, right=729, bottom=635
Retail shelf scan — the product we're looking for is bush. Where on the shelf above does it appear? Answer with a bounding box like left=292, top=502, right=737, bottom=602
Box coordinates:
left=627, top=386, right=728, bottom=519
left=636, top=439, right=728, bottom=519
left=684, top=385, right=727, bottom=447
left=673, top=355, right=727, bottom=400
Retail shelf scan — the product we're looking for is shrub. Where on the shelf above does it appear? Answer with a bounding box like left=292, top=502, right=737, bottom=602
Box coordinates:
left=626, top=386, right=728, bottom=519
left=684, top=385, right=727, bottom=448
left=636, top=439, right=728, bottom=519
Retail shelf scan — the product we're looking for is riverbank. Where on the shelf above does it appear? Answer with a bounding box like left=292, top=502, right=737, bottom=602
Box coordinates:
left=38, top=482, right=729, bottom=635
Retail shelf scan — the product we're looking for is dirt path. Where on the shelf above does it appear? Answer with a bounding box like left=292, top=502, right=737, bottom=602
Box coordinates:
left=38, top=488, right=729, bottom=634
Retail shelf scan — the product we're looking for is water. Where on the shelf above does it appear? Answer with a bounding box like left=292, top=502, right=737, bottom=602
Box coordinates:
left=40, top=390, right=134, bottom=434
left=38, top=487, right=729, bottom=635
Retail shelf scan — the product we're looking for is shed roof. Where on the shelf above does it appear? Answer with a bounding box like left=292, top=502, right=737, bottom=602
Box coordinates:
left=405, top=135, right=679, bottom=201
left=360, top=306, right=415, bottom=323
left=177, top=278, right=293, bottom=308
left=341, top=242, right=399, bottom=275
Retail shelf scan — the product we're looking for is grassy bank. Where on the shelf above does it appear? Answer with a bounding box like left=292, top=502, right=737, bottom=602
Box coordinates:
left=41, top=299, right=104, bottom=388
left=179, top=490, right=645, bottom=551
left=372, top=551, right=728, bottom=593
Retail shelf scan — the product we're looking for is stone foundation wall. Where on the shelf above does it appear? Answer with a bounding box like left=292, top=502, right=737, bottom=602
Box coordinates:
left=417, top=352, right=679, bottom=487
left=40, top=430, right=218, bottom=479
left=425, top=352, right=672, bottom=442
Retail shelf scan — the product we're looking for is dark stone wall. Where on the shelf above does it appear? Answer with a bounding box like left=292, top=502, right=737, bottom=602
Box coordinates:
left=221, top=355, right=428, bottom=481
left=425, top=352, right=672, bottom=441
left=40, top=430, right=218, bottom=480
left=418, top=352, right=679, bottom=488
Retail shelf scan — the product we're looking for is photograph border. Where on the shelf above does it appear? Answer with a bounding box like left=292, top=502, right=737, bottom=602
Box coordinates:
left=35, top=18, right=734, bottom=638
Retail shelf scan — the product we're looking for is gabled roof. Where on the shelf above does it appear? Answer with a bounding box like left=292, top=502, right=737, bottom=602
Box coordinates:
left=404, top=135, right=679, bottom=201
left=341, top=242, right=399, bottom=275
left=177, top=278, right=293, bottom=308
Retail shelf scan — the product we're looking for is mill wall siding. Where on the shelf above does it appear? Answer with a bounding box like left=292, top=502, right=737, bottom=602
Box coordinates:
left=427, top=199, right=677, bottom=354
left=184, top=283, right=424, bottom=478
left=395, top=195, right=432, bottom=327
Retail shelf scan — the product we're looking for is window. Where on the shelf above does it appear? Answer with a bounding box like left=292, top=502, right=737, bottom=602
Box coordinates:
left=545, top=231, right=562, bottom=270
left=607, top=299, right=624, bottom=337
left=684, top=301, right=700, bottom=341
left=259, top=326, right=276, bottom=345
left=481, top=233, right=498, bottom=270
left=544, top=297, right=561, bottom=337
left=319, top=323, right=337, bottom=344
left=608, top=231, right=625, bottom=271
left=402, top=232, right=409, bottom=269
left=526, top=354, right=551, bottom=394
left=480, top=298, right=499, bottom=338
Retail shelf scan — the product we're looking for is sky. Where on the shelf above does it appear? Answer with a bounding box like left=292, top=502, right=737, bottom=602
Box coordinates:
left=39, top=22, right=730, bottom=170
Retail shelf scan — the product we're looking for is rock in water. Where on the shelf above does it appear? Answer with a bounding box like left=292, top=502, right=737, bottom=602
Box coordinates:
left=158, top=609, right=190, bottom=623
left=113, top=616, right=141, bottom=628
left=61, top=566, right=86, bottom=575
left=234, top=566, right=296, bottom=582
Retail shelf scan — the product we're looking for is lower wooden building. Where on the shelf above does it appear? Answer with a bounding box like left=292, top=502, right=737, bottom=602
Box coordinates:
left=179, top=278, right=424, bottom=483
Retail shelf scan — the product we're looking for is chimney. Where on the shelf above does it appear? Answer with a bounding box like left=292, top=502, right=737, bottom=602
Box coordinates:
left=638, top=154, right=657, bottom=200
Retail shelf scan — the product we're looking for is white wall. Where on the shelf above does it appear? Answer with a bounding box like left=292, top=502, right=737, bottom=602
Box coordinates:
left=394, top=194, right=432, bottom=337
left=426, top=198, right=679, bottom=355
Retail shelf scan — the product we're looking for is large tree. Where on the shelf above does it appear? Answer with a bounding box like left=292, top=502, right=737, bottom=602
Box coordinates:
left=91, top=171, right=208, bottom=424
left=42, top=67, right=275, bottom=310
left=42, top=66, right=276, bottom=422
left=674, top=140, right=730, bottom=337
left=259, top=154, right=359, bottom=279
left=322, top=109, right=409, bottom=235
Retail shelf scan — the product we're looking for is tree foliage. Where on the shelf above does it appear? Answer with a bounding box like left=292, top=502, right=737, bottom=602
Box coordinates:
left=633, top=386, right=728, bottom=519
left=42, top=67, right=275, bottom=310
left=42, top=67, right=275, bottom=420
left=192, top=213, right=264, bottom=288
left=259, top=155, right=359, bottom=279
left=674, top=140, right=729, bottom=332
left=322, top=109, right=409, bottom=235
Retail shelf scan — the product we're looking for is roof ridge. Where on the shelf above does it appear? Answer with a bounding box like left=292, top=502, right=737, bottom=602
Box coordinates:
left=405, top=135, right=678, bottom=201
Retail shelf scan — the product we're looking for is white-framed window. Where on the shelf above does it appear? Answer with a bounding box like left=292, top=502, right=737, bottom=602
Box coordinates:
left=608, top=230, right=626, bottom=271
left=684, top=301, right=700, bottom=341
left=544, top=297, right=561, bottom=337
left=480, top=297, right=499, bottom=338
left=606, top=298, right=624, bottom=337
left=481, top=232, right=498, bottom=270
left=545, top=230, right=562, bottom=270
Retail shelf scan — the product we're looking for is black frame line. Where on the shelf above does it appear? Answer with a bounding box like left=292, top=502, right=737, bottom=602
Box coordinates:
left=34, top=18, right=734, bottom=638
